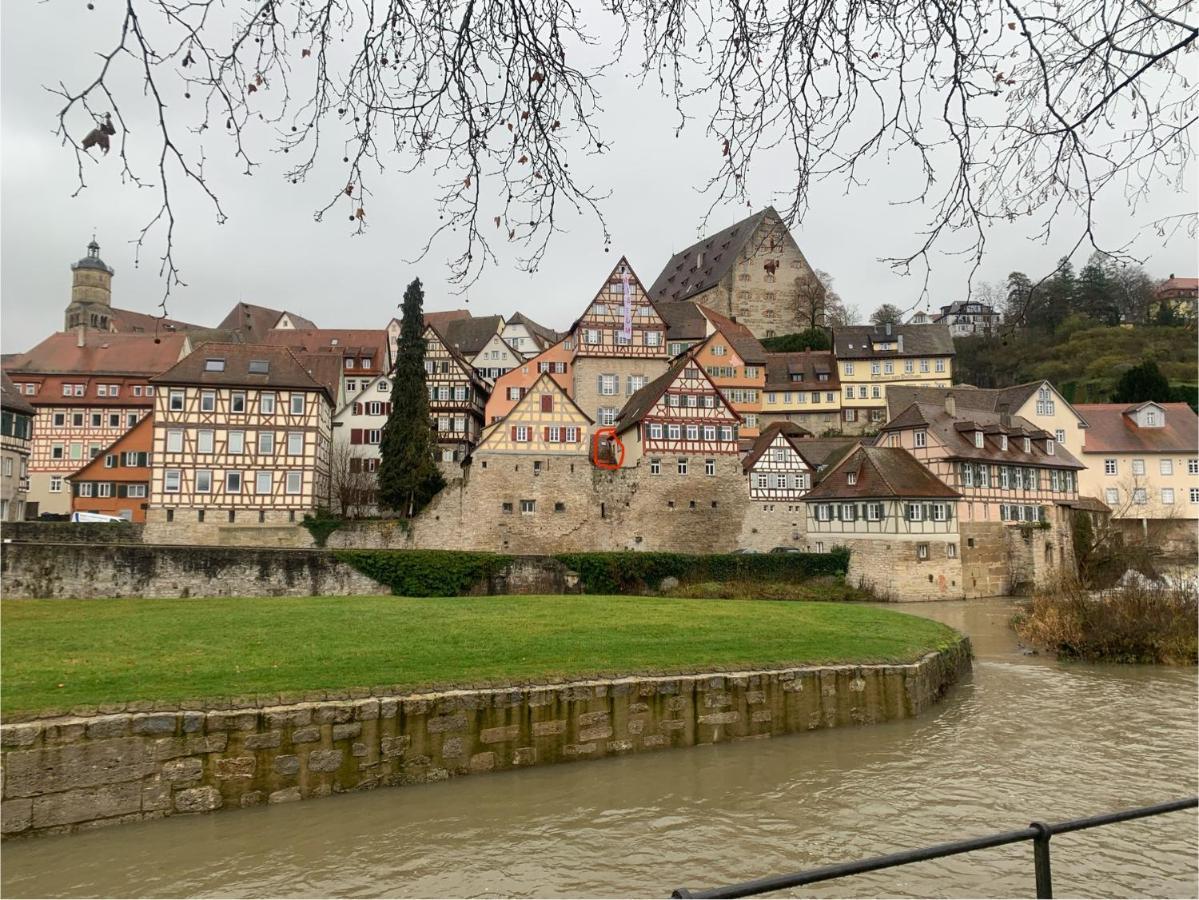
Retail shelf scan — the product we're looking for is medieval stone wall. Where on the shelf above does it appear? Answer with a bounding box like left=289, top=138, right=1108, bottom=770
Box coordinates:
left=0, top=640, right=971, bottom=839
left=842, top=537, right=966, bottom=601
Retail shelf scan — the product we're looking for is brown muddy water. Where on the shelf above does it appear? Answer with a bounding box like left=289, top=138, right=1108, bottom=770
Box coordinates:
left=2, top=599, right=1196, bottom=898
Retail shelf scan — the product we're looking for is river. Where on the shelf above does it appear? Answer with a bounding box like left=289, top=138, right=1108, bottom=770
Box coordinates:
left=2, top=598, right=1196, bottom=898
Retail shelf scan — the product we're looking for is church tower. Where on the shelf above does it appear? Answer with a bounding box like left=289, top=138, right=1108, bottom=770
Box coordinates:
left=64, top=238, right=115, bottom=331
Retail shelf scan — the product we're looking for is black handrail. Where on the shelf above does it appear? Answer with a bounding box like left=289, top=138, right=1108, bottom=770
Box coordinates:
left=671, top=796, right=1198, bottom=899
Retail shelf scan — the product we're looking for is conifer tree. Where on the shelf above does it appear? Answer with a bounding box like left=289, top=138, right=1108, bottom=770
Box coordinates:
left=377, top=278, right=445, bottom=516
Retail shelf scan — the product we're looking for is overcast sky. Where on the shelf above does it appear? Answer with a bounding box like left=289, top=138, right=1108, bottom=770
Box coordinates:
left=3, top=2, right=1196, bottom=354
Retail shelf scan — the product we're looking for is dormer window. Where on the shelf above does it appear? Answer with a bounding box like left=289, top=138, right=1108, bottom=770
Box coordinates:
left=974, top=431, right=984, bottom=448
left=1145, top=411, right=1157, bottom=426
left=248, top=360, right=270, bottom=375
left=204, top=358, right=226, bottom=372
left=1046, top=439, right=1055, bottom=455
left=1000, top=434, right=1008, bottom=451
left=1024, top=437, right=1031, bottom=453
left=345, top=358, right=355, bottom=369
left=914, top=430, right=927, bottom=448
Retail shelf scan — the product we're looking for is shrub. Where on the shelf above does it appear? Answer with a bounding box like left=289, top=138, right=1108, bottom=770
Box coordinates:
left=334, top=550, right=514, bottom=596
left=1013, top=577, right=1197, bottom=664
left=554, top=548, right=850, bottom=594
left=301, top=508, right=343, bottom=547
left=662, top=576, right=872, bottom=602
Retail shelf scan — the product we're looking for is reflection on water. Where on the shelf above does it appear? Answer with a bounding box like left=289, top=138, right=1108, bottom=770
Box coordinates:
left=2, top=599, right=1196, bottom=898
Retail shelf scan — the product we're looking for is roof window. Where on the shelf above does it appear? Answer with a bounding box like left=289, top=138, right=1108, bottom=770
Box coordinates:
left=204, top=358, right=226, bottom=372
left=248, top=360, right=270, bottom=374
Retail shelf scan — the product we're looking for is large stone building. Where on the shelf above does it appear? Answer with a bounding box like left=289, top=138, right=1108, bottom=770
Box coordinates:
left=647, top=207, right=822, bottom=338
left=1074, top=401, right=1198, bottom=555
left=145, top=343, right=335, bottom=535
left=833, top=323, right=955, bottom=431
left=4, top=331, right=191, bottom=516
left=1, top=372, right=35, bottom=521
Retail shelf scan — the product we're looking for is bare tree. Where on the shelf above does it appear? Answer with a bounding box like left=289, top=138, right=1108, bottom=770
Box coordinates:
left=329, top=442, right=377, bottom=518
left=797, top=268, right=854, bottom=330
left=54, top=0, right=1198, bottom=311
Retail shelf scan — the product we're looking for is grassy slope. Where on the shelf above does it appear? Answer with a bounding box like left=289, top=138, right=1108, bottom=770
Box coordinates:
left=0, top=595, right=958, bottom=714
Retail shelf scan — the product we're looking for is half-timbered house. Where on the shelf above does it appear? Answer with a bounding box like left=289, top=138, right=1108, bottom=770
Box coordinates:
left=804, top=445, right=964, bottom=599
left=614, top=357, right=741, bottom=468
left=484, top=336, right=576, bottom=425
left=571, top=257, right=670, bottom=427
left=67, top=414, right=153, bottom=521
left=500, top=312, right=562, bottom=359
left=424, top=324, right=490, bottom=464
left=742, top=422, right=817, bottom=502
left=475, top=373, right=592, bottom=458
left=147, top=343, right=334, bottom=527
left=1, top=373, right=35, bottom=521
left=260, top=328, right=392, bottom=407
left=692, top=306, right=767, bottom=436
left=470, top=333, right=524, bottom=383
left=4, top=330, right=191, bottom=516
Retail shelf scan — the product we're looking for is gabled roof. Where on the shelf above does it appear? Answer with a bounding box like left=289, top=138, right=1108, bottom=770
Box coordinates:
left=505, top=312, right=563, bottom=348
left=764, top=351, right=839, bottom=390
left=697, top=306, right=767, bottom=364
left=741, top=421, right=816, bottom=471
left=443, top=315, right=505, bottom=356
left=106, top=307, right=207, bottom=335
left=647, top=207, right=782, bottom=303
left=804, top=446, right=960, bottom=501
left=4, top=332, right=190, bottom=377
left=217, top=303, right=316, bottom=339
left=478, top=372, right=594, bottom=445
left=296, top=353, right=344, bottom=404
left=471, top=332, right=524, bottom=364
left=614, top=356, right=739, bottom=434
left=423, top=323, right=490, bottom=389
left=150, top=342, right=334, bottom=403
left=67, top=414, right=153, bottom=481
left=423, top=309, right=472, bottom=330
left=569, top=257, right=664, bottom=334
left=258, top=328, right=391, bottom=366
left=882, top=401, right=1086, bottom=469
left=0, top=372, right=35, bottom=416
left=937, top=300, right=999, bottom=316
left=654, top=301, right=710, bottom=343
left=832, top=323, right=954, bottom=359
left=1073, top=402, right=1197, bottom=454
left=885, top=381, right=1088, bottom=427
left=1158, top=276, right=1198, bottom=294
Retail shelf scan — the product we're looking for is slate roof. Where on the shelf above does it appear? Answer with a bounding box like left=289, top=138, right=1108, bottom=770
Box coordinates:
left=832, top=323, right=954, bottom=359
left=741, top=421, right=816, bottom=471
left=884, top=381, right=1086, bottom=425
left=216, top=303, right=316, bottom=339
left=614, top=357, right=739, bottom=434
left=655, top=301, right=710, bottom=343
left=804, top=445, right=959, bottom=501
left=882, top=401, right=1086, bottom=469
left=764, top=351, right=839, bottom=390
left=0, top=372, right=35, bottom=416
left=5, top=332, right=190, bottom=377
left=1073, top=403, right=1197, bottom=454
left=697, top=306, right=767, bottom=364
left=150, top=342, right=334, bottom=403
left=443, top=315, right=504, bottom=356
left=507, top=311, right=563, bottom=348
left=647, top=207, right=778, bottom=303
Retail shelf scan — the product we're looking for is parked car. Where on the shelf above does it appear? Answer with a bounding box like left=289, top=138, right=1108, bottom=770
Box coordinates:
left=769, top=546, right=803, bottom=554
left=731, top=548, right=761, bottom=554
left=70, top=512, right=126, bottom=524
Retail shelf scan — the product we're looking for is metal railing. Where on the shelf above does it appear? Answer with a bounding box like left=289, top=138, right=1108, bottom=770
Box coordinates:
left=671, top=797, right=1197, bottom=899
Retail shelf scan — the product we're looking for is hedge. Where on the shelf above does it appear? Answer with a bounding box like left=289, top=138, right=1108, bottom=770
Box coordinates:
left=554, top=549, right=850, bottom=595
left=333, top=550, right=514, bottom=596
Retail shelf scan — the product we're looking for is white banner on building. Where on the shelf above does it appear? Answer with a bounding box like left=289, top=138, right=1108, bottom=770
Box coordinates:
left=621, top=270, right=633, bottom=340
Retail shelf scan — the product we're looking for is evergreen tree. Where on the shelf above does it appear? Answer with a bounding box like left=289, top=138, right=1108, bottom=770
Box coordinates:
left=1111, top=360, right=1172, bottom=404
left=1076, top=253, right=1120, bottom=325
left=1003, top=271, right=1032, bottom=323
left=377, top=278, right=445, bottom=516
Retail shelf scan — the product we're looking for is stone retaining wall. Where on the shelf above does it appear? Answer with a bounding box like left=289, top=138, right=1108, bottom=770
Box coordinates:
left=0, top=639, right=971, bottom=838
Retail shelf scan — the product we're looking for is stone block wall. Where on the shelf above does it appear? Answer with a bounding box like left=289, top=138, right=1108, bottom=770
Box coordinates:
left=0, top=521, right=145, bottom=544
left=0, top=640, right=970, bottom=839
left=738, top=501, right=808, bottom=552
left=842, top=538, right=965, bottom=601
left=142, top=508, right=315, bottom=548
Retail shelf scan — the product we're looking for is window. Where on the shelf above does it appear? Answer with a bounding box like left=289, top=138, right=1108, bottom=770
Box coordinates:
left=127, top=484, right=147, bottom=498
left=871, top=386, right=881, bottom=399
left=776, top=474, right=788, bottom=490
left=565, top=426, right=579, bottom=442
left=904, top=360, right=914, bottom=374
left=1191, top=488, right=1199, bottom=504
left=164, top=469, right=182, bottom=493
left=344, top=358, right=355, bottom=369
left=197, top=430, right=215, bottom=454
left=78, top=482, right=94, bottom=498
left=69, top=442, right=83, bottom=460
left=169, top=390, right=185, bottom=411
left=259, top=432, right=275, bottom=454
left=127, top=413, right=138, bottom=428
left=1160, top=459, right=1174, bottom=475
left=599, top=374, right=617, bottom=396
left=378, top=379, right=390, bottom=392
left=685, top=425, right=699, bottom=441
left=1132, top=459, right=1145, bottom=476
left=1046, top=439, right=1055, bottom=456
left=367, top=429, right=382, bottom=444
left=935, top=359, right=946, bottom=372
left=1145, top=411, right=1157, bottom=426
left=166, top=429, right=184, bottom=453
left=720, top=426, right=734, bottom=442
left=1105, top=487, right=1119, bottom=505
left=1055, top=429, right=1066, bottom=444
left=974, top=431, right=984, bottom=448
left=907, top=503, right=923, bottom=521
left=346, top=381, right=359, bottom=395
left=840, top=503, right=856, bottom=521
left=1104, top=459, right=1117, bottom=476
left=231, top=392, right=246, bottom=413
left=870, top=362, right=880, bottom=375
left=584, top=328, right=600, bottom=344
left=49, top=475, right=63, bottom=493
left=627, top=375, right=646, bottom=395
left=204, top=358, right=226, bottom=372
left=255, top=472, right=272, bottom=494
left=501, top=502, right=513, bottom=515
left=865, top=503, right=881, bottom=521
left=846, top=472, right=858, bottom=486
left=705, top=459, right=716, bottom=476
left=755, top=473, right=767, bottom=489
left=286, top=472, right=303, bottom=494
left=51, top=444, right=64, bottom=460
left=932, top=503, right=948, bottom=521
left=226, top=472, right=242, bottom=493
left=1133, top=488, right=1147, bottom=505
left=650, top=458, right=661, bottom=475
left=1023, top=437, right=1031, bottom=453
left=196, top=470, right=213, bottom=493
left=103, top=454, right=116, bottom=469
left=287, top=432, right=304, bottom=455
left=816, top=504, right=831, bottom=521
left=97, top=384, right=108, bottom=397
left=677, top=458, right=688, bottom=475
left=1162, top=488, right=1175, bottom=505
left=248, top=360, right=270, bottom=375
left=1188, top=458, right=1199, bottom=475
left=514, top=425, right=531, bottom=443
left=667, top=424, right=681, bottom=440
left=884, top=361, right=894, bottom=375
left=520, top=499, right=536, bottom=514
left=290, top=394, right=306, bottom=415
left=914, top=430, right=926, bottom=448
left=917, top=543, right=929, bottom=560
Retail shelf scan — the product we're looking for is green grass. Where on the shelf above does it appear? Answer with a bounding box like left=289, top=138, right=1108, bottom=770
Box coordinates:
left=0, top=595, right=960, bottom=715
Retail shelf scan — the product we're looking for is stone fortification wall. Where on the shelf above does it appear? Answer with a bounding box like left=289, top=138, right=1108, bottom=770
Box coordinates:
left=0, top=543, right=387, bottom=599
left=842, top=538, right=965, bottom=601
left=0, top=640, right=971, bottom=839
left=1, top=521, right=145, bottom=544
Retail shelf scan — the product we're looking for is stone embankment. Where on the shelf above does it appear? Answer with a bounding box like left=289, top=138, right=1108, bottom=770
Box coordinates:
left=0, top=639, right=971, bottom=838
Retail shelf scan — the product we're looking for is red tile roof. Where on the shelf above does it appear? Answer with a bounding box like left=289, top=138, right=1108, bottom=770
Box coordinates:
left=4, top=332, right=190, bottom=377
left=805, top=446, right=959, bottom=500
left=697, top=306, right=767, bottom=364
left=0, top=372, right=35, bottom=416
left=424, top=309, right=472, bottom=330
left=150, top=342, right=334, bottom=403
left=1074, top=403, right=1197, bottom=454
left=259, top=329, right=391, bottom=369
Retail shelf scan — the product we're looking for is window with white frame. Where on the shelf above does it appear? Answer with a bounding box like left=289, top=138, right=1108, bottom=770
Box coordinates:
left=974, top=431, right=984, bottom=448
left=290, top=394, right=306, bottom=415
left=917, top=543, right=929, bottom=560
left=169, top=390, right=185, bottom=411
left=78, top=482, right=94, bottom=497
left=287, top=432, right=304, bottom=455
left=667, top=424, right=681, bottom=440
left=1162, top=488, right=1175, bottom=505
left=650, top=458, right=662, bottom=475
left=197, top=430, right=214, bottom=454
left=755, top=473, right=767, bottom=489
left=914, top=430, right=927, bottom=448
left=128, top=484, right=147, bottom=498
left=846, top=472, right=857, bottom=485
left=677, top=458, right=688, bottom=475
left=200, top=391, right=216, bottom=412
left=1046, top=439, right=1055, bottom=455
left=907, top=503, right=923, bottom=521
left=286, top=472, right=303, bottom=494
left=1160, top=458, right=1174, bottom=475
left=775, top=473, right=787, bottom=489
left=515, top=426, right=531, bottom=442
left=262, top=393, right=277, bottom=414
left=228, top=431, right=245, bottom=454
left=935, top=359, right=946, bottom=372
left=226, top=472, right=242, bottom=493
left=1104, top=459, right=1117, bottom=475
left=705, top=459, right=716, bottom=476
left=1133, top=488, right=1147, bottom=504
left=1105, top=487, right=1118, bottom=505
left=599, top=374, right=617, bottom=396
left=649, top=423, right=663, bottom=440
left=255, top=472, right=272, bottom=494
left=816, top=504, right=831, bottom=521
left=871, top=362, right=880, bottom=375
left=166, top=429, right=184, bottom=453
left=520, top=499, right=536, bottom=514
left=720, top=426, right=733, bottom=442
left=1132, top=459, right=1145, bottom=476
left=884, top=361, right=894, bottom=374
left=49, top=476, right=63, bottom=492
left=259, top=432, right=275, bottom=454
left=685, top=424, right=699, bottom=440
left=599, top=408, right=617, bottom=426
left=367, top=429, right=381, bottom=444
left=196, top=470, right=213, bottom=493
left=932, top=503, right=948, bottom=521
left=164, top=469, right=182, bottom=492
left=1190, top=487, right=1199, bottom=504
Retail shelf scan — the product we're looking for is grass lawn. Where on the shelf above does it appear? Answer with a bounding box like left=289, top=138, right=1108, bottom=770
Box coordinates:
left=0, top=595, right=959, bottom=715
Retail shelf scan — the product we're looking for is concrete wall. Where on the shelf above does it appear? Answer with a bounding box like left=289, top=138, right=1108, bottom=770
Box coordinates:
left=0, top=640, right=971, bottom=839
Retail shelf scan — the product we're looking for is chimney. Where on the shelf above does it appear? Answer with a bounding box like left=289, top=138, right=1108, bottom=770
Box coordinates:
left=998, top=402, right=1011, bottom=428
left=76, top=324, right=86, bottom=348
left=945, top=392, right=956, bottom=417
left=885, top=322, right=892, bottom=337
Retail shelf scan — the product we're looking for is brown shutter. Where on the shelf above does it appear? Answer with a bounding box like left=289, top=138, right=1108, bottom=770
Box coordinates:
left=543, top=426, right=550, bottom=441
left=385, top=403, right=392, bottom=415
left=351, top=429, right=363, bottom=445
left=353, top=402, right=363, bottom=415
left=511, top=426, right=518, bottom=441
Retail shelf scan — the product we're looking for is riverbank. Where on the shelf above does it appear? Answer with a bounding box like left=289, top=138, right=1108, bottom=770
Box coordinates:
left=1, top=595, right=952, bottom=716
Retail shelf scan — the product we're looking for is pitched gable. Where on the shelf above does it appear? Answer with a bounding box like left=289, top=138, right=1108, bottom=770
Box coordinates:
left=476, top=373, right=592, bottom=454
left=572, top=257, right=668, bottom=358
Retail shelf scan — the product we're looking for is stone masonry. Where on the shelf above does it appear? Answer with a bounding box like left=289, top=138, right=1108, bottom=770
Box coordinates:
left=1, top=640, right=970, bottom=838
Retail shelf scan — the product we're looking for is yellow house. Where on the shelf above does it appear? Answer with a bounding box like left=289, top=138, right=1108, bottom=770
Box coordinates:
left=475, top=373, right=592, bottom=457
left=760, top=351, right=841, bottom=433
left=834, top=323, right=954, bottom=431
